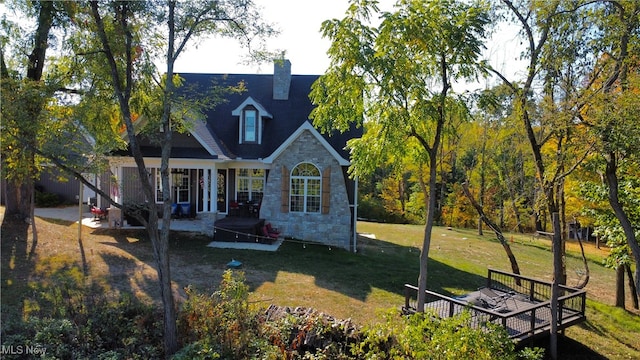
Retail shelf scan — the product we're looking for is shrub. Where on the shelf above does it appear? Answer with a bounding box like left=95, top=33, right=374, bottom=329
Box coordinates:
left=35, top=190, right=61, bottom=207
left=358, top=195, right=410, bottom=224
left=260, top=305, right=360, bottom=359
left=177, top=270, right=272, bottom=359
left=352, top=310, right=544, bottom=360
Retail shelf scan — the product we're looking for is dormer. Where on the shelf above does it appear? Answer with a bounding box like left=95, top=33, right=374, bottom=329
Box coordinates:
left=232, top=96, right=272, bottom=145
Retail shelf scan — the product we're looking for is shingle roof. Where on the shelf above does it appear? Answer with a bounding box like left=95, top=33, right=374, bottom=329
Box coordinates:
left=177, top=73, right=360, bottom=161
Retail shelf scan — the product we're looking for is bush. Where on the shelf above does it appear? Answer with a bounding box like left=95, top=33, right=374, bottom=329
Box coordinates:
left=358, top=195, right=410, bottom=224
left=177, top=270, right=271, bottom=359
left=176, top=275, right=541, bottom=359
left=35, top=190, right=61, bottom=207
left=352, top=310, right=543, bottom=360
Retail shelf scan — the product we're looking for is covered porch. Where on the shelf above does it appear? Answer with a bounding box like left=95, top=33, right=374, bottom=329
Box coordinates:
left=105, top=160, right=228, bottom=218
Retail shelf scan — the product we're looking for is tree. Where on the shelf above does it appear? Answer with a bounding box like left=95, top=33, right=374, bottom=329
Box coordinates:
left=3, top=0, right=276, bottom=355
left=1, top=1, right=76, bottom=224
left=310, top=0, right=489, bottom=311
left=580, top=33, right=640, bottom=310
left=490, top=0, right=602, bottom=286
left=579, top=170, right=640, bottom=308
left=151, top=1, right=275, bottom=353
left=81, top=1, right=275, bottom=355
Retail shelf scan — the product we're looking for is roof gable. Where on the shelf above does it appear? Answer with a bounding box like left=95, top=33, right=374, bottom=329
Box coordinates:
left=231, top=96, right=272, bottom=118
left=175, top=72, right=361, bottom=161
left=263, top=121, right=350, bottom=166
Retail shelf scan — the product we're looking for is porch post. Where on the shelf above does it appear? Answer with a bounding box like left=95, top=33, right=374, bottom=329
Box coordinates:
left=110, top=165, right=123, bottom=205
left=210, top=167, right=218, bottom=213
left=202, top=169, right=210, bottom=212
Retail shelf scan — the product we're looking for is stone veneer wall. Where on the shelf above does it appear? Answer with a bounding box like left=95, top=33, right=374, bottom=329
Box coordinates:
left=260, top=130, right=352, bottom=249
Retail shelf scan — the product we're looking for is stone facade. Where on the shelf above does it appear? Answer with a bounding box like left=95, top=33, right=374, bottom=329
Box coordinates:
left=260, top=130, right=352, bottom=249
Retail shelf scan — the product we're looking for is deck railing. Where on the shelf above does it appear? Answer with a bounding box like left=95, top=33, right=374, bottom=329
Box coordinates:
left=403, top=269, right=587, bottom=342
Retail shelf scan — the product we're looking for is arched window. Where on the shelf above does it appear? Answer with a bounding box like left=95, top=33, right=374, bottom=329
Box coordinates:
left=290, top=163, right=321, bottom=213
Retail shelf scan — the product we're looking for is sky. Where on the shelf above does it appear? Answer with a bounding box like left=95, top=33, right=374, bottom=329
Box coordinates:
left=173, top=0, right=526, bottom=90
left=173, top=0, right=367, bottom=75
left=0, top=0, right=524, bottom=87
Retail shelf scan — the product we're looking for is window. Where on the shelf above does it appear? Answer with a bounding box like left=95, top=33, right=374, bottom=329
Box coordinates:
left=290, top=163, right=321, bottom=213
left=155, top=169, right=163, bottom=203
left=243, top=109, right=257, bottom=142
left=172, top=169, right=190, bottom=203
left=233, top=97, right=271, bottom=144
left=236, top=168, right=265, bottom=203
left=154, top=168, right=191, bottom=204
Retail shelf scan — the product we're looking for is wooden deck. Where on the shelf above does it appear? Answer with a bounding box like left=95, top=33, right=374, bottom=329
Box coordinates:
left=402, top=269, right=586, bottom=343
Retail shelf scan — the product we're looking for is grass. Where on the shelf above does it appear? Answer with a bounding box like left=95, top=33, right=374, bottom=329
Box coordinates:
left=1, top=208, right=639, bottom=359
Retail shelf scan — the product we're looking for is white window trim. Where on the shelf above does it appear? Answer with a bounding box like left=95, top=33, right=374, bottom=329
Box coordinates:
left=174, top=169, right=191, bottom=204
left=289, top=163, right=322, bottom=213
left=235, top=168, right=265, bottom=202
left=154, top=168, right=191, bottom=204
left=232, top=97, right=271, bottom=145
left=155, top=169, right=162, bottom=203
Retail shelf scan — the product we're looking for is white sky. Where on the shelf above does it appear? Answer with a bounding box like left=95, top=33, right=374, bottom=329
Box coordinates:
left=173, top=0, right=526, bottom=91
left=0, top=0, right=525, bottom=87
left=173, top=0, right=373, bottom=75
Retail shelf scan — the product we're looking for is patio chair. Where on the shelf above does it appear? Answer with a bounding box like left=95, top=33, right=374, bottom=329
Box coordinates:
left=262, top=225, right=279, bottom=240
left=90, top=206, right=108, bottom=221
left=229, top=201, right=240, bottom=216
left=478, top=287, right=510, bottom=310
left=266, top=222, right=280, bottom=236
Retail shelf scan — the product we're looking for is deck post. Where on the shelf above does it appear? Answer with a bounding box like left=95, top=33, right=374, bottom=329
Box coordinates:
left=529, top=281, right=535, bottom=301
left=550, top=212, right=562, bottom=360
left=530, top=307, right=536, bottom=336
left=404, top=285, right=411, bottom=311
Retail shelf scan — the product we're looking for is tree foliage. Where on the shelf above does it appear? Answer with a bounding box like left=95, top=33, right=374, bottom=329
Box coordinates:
left=311, top=0, right=490, bottom=311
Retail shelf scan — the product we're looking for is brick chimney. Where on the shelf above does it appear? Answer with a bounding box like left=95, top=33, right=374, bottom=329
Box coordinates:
left=273, top=59, right=291, bottom=100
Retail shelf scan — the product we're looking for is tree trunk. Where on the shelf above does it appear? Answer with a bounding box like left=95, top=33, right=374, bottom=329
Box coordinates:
left=148, top=211, right=178, bottom=356
left=478, top=126, right=487, bottom=236
left=4, top=0, right=55, bottom=222
left=3, top=181, right=33, bottom=221
left=417, top=53, right=449, bottom=311
left=462, top=182, right=521, bottom=278
left=605, top=153, right=640, bottom=306
left=417, top=150, right=439, bottom=311
left=156, top=2, right=179, bottom=354
left=574, top=235, right=590, bottom=289
left=615, top=264, right=625, bottom=308
left=625, top=264, right=639, bottom=310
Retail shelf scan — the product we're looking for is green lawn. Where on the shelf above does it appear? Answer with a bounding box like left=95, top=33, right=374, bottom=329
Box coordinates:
left=167, top=221, right=639, bottom=358
left=2, top=214, right=639, bottom=359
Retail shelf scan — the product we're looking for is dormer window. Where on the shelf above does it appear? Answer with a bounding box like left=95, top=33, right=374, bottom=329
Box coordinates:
left=243, top=108, right=257, bottom=143
left=232, top=96, right=273, bottom=145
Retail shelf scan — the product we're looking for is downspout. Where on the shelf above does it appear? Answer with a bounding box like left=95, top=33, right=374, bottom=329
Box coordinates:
left=353, top=176, right=358, bottom=253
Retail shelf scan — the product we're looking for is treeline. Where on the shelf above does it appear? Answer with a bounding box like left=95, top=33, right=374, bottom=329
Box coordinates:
left=356, top=81, right=638, bottom=239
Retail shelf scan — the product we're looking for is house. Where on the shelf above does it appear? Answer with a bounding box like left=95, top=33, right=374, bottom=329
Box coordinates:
left=105, top=60, right=361, bottom=250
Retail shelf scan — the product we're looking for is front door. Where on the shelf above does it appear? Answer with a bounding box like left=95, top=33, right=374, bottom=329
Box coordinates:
left=217, top=169, right=227, bottom=213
